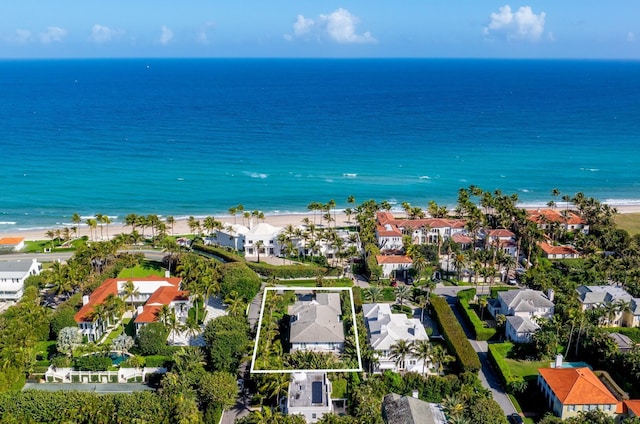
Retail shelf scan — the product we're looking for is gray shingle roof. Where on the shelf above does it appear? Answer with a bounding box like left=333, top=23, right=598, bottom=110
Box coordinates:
left=382, top=393, right=446, bottom=424
left=289, top=293, right=344, bottom=343
left=499, top=289, right=554, bottom=311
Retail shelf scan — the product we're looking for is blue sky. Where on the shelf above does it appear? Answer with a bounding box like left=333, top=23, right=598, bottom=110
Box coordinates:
left=1, top=1, right=638, bottom=59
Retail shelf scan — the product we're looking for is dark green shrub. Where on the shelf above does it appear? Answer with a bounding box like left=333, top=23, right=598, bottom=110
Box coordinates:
left=487, top=343, right=525, bottom=394
left=430, top=295, right=480, bottom=373
left=143, top=355, right=173, bottom=368
left=220, top=262, right=261, bottom=301
left=75, top=355, right=112, bottom=371
left=136, top=323, right=170, bottom=356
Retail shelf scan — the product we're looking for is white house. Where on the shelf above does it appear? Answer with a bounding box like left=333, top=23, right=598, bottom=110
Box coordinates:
left=0, top=258, right=42, bottom=302
left=488, top=289, right=554, bottom=343
left=75, top=276, right=189, bottom=342
left=483, top=229, right=518, bottom=257
left=0, top=237, right=25, bottom=252
left=245, top=222, right=283, bottom=258
left=362, top=303, right=430, bottom=374
left=210, top=222, right=249, bottom=251
left=285, top=372, right=333, bottom=423
left=576, top=285, right=637, bottom=327
left=375, top=255, right=413, bottom=279
left=288, top=293, right=344, bottom=353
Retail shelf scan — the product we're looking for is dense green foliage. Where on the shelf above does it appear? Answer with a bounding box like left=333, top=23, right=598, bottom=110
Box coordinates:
left=75, top=354, right=113, bottom=371
left=192, top=243, right=244, bottom=263
left=219, top=262, right=262, bottom=302
left=430, top=295, right=481, bottom=373
left=203, top=314, right=250, bottom=373
left=0, top=390, right=169, bottom=423
left=135, top=322, right=170, bottom=356
left=246, top=261, right=337, bottom=278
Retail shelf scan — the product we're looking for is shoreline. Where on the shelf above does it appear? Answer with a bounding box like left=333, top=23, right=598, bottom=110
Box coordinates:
left=2, top=203, right=640, bottom=242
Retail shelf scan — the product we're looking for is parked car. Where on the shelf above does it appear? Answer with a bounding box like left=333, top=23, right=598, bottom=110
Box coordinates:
left=508, top=413, right=524, bottom=424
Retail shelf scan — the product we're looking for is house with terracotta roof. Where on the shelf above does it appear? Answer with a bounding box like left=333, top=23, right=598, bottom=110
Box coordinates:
left=74, top=276, right=188, bottom=342
left=537, top=367, right=621, bottom=419
left=375, top=212, right=467, bottom=252
left=528, top=208, right=589, bottom=234
left=539, top=242, right=581, bottom=259
left=0, top=258, right=42, bottom=302
left=483, top=228, right=517, bottom=257
left=375, top=255, right=413, bottom=279
left=0, top=237, right=25, bottom=252
left=288, top=292, right=344, bottom=353
left=363, top=303, right=430, bottom=374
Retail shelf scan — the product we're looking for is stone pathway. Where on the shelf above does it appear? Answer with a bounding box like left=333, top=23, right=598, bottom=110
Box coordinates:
left=169, top=296, right=227, bottom=346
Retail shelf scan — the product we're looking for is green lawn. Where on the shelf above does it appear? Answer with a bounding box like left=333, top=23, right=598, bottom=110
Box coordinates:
left=118, top=261, right=166, bottom=278
left=34, top=340, right=57, bottom=360
left=615, top=212, right=640, bottom=235
left=504, top=357, right=549, bottom=379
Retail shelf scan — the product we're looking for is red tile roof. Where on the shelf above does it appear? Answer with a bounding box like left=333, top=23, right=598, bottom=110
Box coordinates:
left=538, top=367, right=618, bottom=405
left=528, top=209, right=586, bottom=225
left=539, top=242, right=580, bottom=256
left=376, top=255, right=413, bottom=265
left=0, top=237, right=24, bottom=245
left=625, top=400, right=640, bottom=416
left=487, top=229, right=515, bottom=238
left=375, top=212, right=466, bottom=234
left=451, top=233, right=473, bottom=244
left=74, top=276, right=183, bottom=323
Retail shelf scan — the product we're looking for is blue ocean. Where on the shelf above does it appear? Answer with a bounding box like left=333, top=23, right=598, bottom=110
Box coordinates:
left=1, top=59, right=640, bottom=232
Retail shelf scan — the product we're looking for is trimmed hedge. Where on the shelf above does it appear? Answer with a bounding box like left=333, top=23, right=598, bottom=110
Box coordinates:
left=193, top=244, right=243, bottom=263
left=459, top=298, right=496, bottom=341
left=246, top=261, right=340, bottom=278
left=487, top=343, right=525, bottom=393
left=430, top=295, right=481, bottom=373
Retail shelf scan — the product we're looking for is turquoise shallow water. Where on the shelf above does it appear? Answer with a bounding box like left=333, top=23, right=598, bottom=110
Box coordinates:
left=1, top=58, right=639, bottom=232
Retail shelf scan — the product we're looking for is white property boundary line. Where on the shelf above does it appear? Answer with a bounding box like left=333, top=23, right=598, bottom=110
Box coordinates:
left=250, top=286, right=363, bottom=374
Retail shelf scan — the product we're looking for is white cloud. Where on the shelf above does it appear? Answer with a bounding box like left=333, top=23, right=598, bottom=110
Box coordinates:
left=8, top=29, right=32, bottom=44
left=196, top=22, right=215, bottom=44
left=159, top=25, right=174, bottom=45
left=484, top=5, right=546, bottom=42
left=90, top=24, right=124, bottom=43
left=628, top=32, right=635, bottom=42
left=39, top=26, right=67, bottom=44
left=286, top=8, right=376, bottom=44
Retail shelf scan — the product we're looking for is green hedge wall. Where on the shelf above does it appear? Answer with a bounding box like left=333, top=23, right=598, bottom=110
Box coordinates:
left=458, top=298, right=497, bottom=341
left=245, top=261, right=335, bottom=278
left=487, top=343, right=525, bottom=393
left=193, top=244, right=243, bottom=262
left=430, top=295, right=480, bottom=373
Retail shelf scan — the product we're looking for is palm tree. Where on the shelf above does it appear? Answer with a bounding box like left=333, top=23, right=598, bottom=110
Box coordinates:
left=394, top=285, right=412, bottom=308
left=71, top=213, right=82, bottom=239
left=86, top=218, right=98, bottom=241
left=363, top=286, right=383, bottom=303
left=101, top=215, right=112, bottom=239
left=389, top=339, right=414, bottom=371
left=122, top=280, right=140, bottom=312
left=442, top=394, right=465, bottom=420
left=413, top=339, right=432, bottom=375
left=431, top=344, right=453, bottom=375
left=165, top=216, right=175, bottom=235
left=255, top=240, right=264, bottom=263
left=478, top=296, right=488, bottom=320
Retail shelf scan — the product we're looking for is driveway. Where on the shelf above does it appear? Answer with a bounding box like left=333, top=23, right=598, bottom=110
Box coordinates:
left=443, top=294, right=517, bottom=416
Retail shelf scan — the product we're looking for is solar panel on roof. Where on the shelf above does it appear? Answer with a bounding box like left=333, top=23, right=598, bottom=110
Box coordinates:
left=311, top=381, right=323, bottom=404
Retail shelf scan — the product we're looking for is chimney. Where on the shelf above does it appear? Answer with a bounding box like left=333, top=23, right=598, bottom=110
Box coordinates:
left=555, top=354, right=563, bottom=368
left=136, top=305, right=144, bottom=316
left=412, top=390, right=419, bottom=399
left=547, top=288, right=555, bottom=302
left=249, top=219, right=254, bottom=230
left=82, top=295, right=90, bottom=306
left=165, top=270, right=170, bottom=278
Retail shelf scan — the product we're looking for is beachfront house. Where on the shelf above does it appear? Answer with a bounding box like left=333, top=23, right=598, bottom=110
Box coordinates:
left=528, top=208, right=589, bottom=234
left=539, top=242, right=581, bottom=259
left=210, top=222, right=249, bottom=251
left=537, top=367, right=620, bottom=420
left=288, top=292, right=344, bottom=354
left=375, top=212, right=467, bottom=251
left=0, top=237, right=25, bottom=252
left=488, top=289, right=554, bottom=343
left=285, top=372, right=333, bottom=423
left=576, top=285, right=638, bottom=327
left=363, top=303, right=430, bottom=374
left=375, top=255, right=413, bottom=280
left=0, top=258, right=42, bottom=302
left=244, top=222, right=283, bottom=258
left=75, top=276, right=188, bottom=342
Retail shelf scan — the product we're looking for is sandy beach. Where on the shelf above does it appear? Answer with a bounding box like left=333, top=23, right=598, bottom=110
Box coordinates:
left=5, top=204, right=640, bottom=242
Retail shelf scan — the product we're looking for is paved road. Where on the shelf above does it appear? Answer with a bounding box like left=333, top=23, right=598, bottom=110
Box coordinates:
left=443, top=294, right=517, bottom=416
left=0, top=249, right=166, bottom=263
